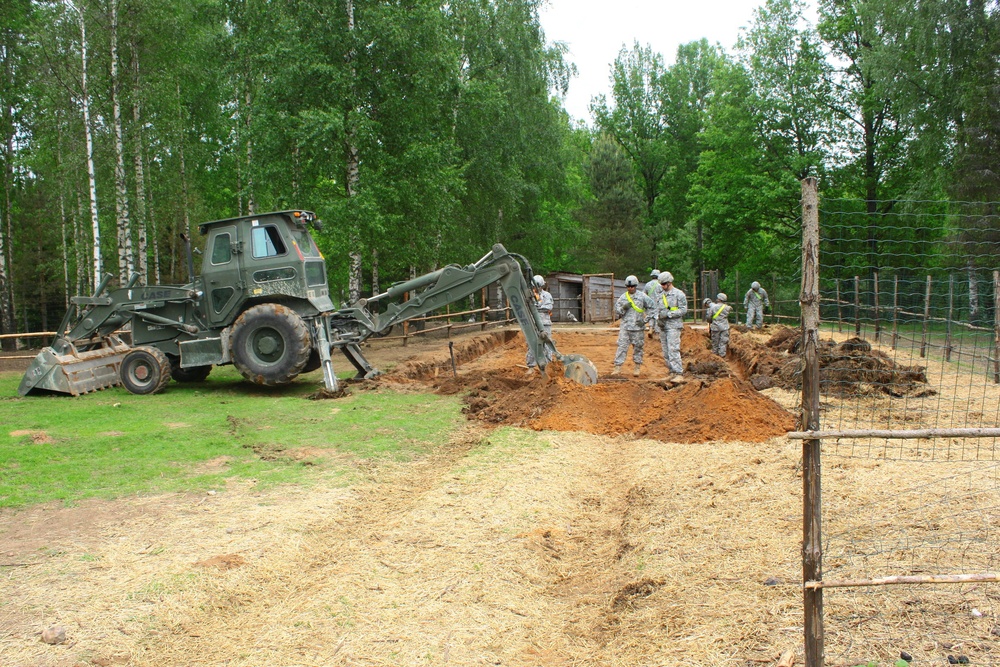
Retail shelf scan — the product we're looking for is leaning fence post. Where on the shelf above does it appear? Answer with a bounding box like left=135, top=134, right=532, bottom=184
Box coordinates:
left=735, top=270, right=740, bottom=325
left=993, top=271, right=1000, bottom=383
left=801, top=178, right=824, bottom=667
left=946, top=274, right=954, bottom=362
left=921, top=275, right=932, bottom=358
left=892, top=274, right=899, bottom=349
left=854, top=275, right=861, bottom=338
left=873, top=271, right=881, bottom=343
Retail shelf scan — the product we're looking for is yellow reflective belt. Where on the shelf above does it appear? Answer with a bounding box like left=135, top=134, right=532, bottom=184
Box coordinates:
left=626, top=292, right=645, bottom=313
left=712, top=305, right=728, bottom=320
left=662, top=294, right=678, bottom=311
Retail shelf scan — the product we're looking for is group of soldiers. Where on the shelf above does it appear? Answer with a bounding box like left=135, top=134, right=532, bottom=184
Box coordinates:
left=524, top=270, right=771, bottom=379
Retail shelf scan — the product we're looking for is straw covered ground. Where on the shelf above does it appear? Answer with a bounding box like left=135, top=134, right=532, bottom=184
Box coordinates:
left=3, top=324, right=1000, bottom=666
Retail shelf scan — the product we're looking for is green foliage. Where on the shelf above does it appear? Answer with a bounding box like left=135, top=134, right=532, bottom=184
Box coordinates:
left=0, top=366, right=465, bottom=507
left=4, top=0, right=1000, bottom=332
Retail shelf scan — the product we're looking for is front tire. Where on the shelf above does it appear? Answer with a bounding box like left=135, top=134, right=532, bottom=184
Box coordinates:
left=230, top=304, right=312, bottom=386
left=120, top=347, right=172, bottom=395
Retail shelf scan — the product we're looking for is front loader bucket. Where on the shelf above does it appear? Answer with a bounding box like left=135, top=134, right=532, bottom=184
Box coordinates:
left=18, top=338, right=131, bottom=396
left=559, top=353, right=598, bottom=386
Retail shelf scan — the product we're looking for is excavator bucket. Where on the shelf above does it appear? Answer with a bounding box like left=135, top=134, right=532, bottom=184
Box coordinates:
left=18, top=337, right=131, bottom=396
left=559, top=353, right=598, bottom=386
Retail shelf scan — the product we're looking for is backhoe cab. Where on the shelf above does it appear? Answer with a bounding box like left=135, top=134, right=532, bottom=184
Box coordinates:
left=18, top=211, right=597, bottom=397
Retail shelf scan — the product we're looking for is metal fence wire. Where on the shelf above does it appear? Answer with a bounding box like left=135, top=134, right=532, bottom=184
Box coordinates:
left=796, top=182, right=1000, bottom=666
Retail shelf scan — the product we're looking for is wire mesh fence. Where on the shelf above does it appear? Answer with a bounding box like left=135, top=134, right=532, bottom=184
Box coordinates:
left=801, top=186, right=1000, bottom=666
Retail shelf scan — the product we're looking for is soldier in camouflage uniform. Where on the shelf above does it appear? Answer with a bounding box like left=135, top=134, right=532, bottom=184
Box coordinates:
left=613, top=275, right=654, bottom=376
left=706, top=293, right=733, bottom=356
left=743, top=281, right=770, bottom=329
left=654, top=271, right=687, bottom=375
left=524, top=274, right=554, bottom=375
left=644, top=270, right=662, bottom=336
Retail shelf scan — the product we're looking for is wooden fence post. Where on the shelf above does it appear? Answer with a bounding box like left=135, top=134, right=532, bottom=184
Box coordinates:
left=446, top=303, right=452, bottom=339
left=836, top=281, right=843, bottom=333
left=873, top=271, right=880, bottom=342
left=800, top=178, right=824, bottom=667
left=772, top=274, right=778, bottom=325
left=735, top=270, right=740, bottom=325
left=481, top=287, right=487, bottom=331
left=854, top=275, right=861, bottom=338
left=921, top=275, right=932, bottom=358
left=892, top=275, right=899, bottom=349
left=946, top=274, right=954, bottom=362
left=993, top=271, right=1000, bottom=383
left=403, top=291, right=410, bottom=346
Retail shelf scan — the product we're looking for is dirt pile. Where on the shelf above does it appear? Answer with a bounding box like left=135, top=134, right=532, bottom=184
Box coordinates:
left=395, top=328, right=796, bottom=443
left=731, top=326, right=932, bottom=397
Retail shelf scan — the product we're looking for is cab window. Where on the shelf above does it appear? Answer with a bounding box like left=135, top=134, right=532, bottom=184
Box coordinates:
left=211, top=233, right=232, bottom=265
left=251, top=225, right=287, bottom=258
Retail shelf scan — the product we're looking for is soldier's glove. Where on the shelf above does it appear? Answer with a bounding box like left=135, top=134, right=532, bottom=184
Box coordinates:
left=764, top=305, right=771, bottom=314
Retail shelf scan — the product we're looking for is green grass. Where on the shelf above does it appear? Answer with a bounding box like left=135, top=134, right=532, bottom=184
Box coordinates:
left=0, top=365, right=466, bottom=508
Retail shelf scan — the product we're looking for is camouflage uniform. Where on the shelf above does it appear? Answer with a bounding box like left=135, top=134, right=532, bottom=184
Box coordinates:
left=614, top=289, right=654, bottom=366
left=526, top=288, right=554, bottom=368
left=743, top=286, right=770, bottom=329
left=706, top=301, right=733, bottom=356
left=655, top=285, right=688, bottom=374
left=644, top=278, right=663, bottom=332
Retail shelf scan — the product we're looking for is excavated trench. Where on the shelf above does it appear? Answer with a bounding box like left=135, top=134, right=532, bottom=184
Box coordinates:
left=382, top=323, right=930, bottom=443
left=386, top=326, right=799, bottom=443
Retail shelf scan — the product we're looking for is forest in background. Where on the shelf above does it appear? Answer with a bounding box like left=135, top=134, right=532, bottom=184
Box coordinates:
left=1, top=0, right=998, bottom=336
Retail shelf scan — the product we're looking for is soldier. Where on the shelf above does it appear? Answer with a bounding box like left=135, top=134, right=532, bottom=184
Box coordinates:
left=654, top=271, right=687, bottom=376
left=613, top=275, right=654, bottom=376
left=743, top=281, right=770, bottom=329
left=525, top=274, right=553, bottom=376
left=706, top=293, right=733, bottom=356
left=644, top=269, right=663, bottom=337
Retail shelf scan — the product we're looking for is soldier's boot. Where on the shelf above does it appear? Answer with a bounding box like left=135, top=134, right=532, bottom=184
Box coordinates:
left=611, top=365, right=622, bottom=376
left=633, top=364, right=641, bottom=377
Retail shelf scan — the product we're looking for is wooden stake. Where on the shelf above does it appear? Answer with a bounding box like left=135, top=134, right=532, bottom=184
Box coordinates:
left=993, top=271, right=1000, bottom=383
left=873, top=271, right=880, bottom=342
left=892, top=274, right=899, bottom=349
left=800, top=178, right=824, bottom=667
left=853, top=275, right=860, bottom=338
left=835, top=281, right=842, bottom=333
left=921, top=275, right=932, bottom=358
left=946, top=274, right=954, bottom=362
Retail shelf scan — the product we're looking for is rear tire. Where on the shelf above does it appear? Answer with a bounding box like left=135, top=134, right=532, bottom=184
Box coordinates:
left=230, top=304, right=312, bottom=386
left=120, top=347, right=172, bottom=395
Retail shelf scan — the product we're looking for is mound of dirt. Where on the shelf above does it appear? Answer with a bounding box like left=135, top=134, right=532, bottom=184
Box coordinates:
left=738, top=325, right=931, bottom=397
left=399, top=328, right=795, bottom=443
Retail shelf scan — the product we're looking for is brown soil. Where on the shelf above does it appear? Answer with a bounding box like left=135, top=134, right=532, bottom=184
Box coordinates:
left=401, top=327, right=796, bottom=443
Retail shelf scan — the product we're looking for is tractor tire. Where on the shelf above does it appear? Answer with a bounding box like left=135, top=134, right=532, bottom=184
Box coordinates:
left=120, top=346, right=172, bottom=395
left=169, top=357, right=213, bottom=383
left=230, top=304, right=312, bottom=386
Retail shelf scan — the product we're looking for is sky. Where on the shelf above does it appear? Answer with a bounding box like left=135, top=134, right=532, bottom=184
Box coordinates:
left=538, top=0, right=771, bottom=124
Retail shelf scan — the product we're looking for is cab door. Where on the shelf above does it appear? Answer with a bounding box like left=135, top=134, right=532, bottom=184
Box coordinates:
left=204, top=225, right=243, bottom=326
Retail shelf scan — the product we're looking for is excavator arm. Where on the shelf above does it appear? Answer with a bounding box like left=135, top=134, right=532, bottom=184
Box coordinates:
left=323, top=244, right=597, bottom=385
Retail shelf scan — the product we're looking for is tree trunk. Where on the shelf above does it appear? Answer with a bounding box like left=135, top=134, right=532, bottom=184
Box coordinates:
left=77, top=4, right=103, bottom=290
left=131, top=42, right=147, bottom=284
left=0, top=58, right=14, bottom=344
left=244, top=88, right=255, bottom=215
left=371, top=248, right=379, bottom=296
left=109, top=0, right=133, bottom=282
left=345, top=0, right=361, bottom=303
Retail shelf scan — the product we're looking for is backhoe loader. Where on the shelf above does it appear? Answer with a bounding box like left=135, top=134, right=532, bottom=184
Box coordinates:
left=18, top=210, right=597, bottom=396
